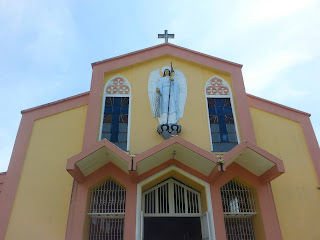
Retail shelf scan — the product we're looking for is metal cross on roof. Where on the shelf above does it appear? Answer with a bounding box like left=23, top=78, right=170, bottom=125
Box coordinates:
left=158, top=30, right=174, bottom=43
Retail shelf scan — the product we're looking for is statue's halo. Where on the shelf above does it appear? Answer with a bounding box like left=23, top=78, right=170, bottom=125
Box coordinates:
left=161, top=66, right=171, bottom=74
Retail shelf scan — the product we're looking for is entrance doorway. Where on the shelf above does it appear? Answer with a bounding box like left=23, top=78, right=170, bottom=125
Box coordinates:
left=141, top=178, right=211, bottom=240
left=144, top=217, right=201, bottom=240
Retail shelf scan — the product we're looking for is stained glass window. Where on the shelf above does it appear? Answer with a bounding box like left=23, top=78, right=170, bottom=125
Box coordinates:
left=207, top=98, right=238, bottom=152
left=101, top=97, right=129, bottom=151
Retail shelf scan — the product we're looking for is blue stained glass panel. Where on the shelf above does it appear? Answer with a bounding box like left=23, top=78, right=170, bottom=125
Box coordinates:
left=208, top=107, right=217, bottom=115
left=110, top=133, right=118, bottom=142
left=212, top=133, right=220, bottom=142
left=113, top=106, right=121, bottom=114
left=218, top=115, right=226, bottom=124
left=119, top=123, right=128, bottom=132
left=208, top=97, right=238, bottom=152
left=215, top=98, right=223, bottom=106
left=112, top=115, right=120, bottom=123
left=110, top=122, right=119, bottom=133
left=208, top=98, right=216, bottom=107
left=226, top=124, right=235, bottom=133
left=222, top=99, right=231, bottom=106
left=114, top=98, right=121, bottom=106
left=210, top=124, right=219, bottom=133
left=120, top=106, right=128, bottom=114
left=212, top=143, right=221, bottom=152
left=102, top=123, right=111, bottom=132
left=118, top=133, right=127, bottom=142
left=101, top=97, right=129, bottom=151
left=223, top=107, right=232, bottom=115
left=220, top=133, right=229, bottom=142
left=228, top=133, right=237, bottom=142
left=216, top=106, right=224, bottom=115
left=105, top=106, right=113, bottom=114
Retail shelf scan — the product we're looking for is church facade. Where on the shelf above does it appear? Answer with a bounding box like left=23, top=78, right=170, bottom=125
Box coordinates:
left=0, top=43, right=319, bottom=240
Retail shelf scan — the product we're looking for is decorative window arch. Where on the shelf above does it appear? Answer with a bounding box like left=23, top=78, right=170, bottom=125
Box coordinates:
left=88, top=179, right=126, bottom=239
left=205, top=76, right=239, bottom=152
left=220, top=179, right=257, bottom=239
left=99, top=75, right=132, bottom=151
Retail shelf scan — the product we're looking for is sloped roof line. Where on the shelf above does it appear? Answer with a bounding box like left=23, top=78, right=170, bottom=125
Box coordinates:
left=91, top=43, right=243, bottom=68
left=247, top=94, right=311, bottom=117
left=21, top=91, right=89, bottom=114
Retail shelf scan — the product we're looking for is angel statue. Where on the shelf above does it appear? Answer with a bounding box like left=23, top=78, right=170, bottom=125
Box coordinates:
left=148, top=65, right=187, bottom=125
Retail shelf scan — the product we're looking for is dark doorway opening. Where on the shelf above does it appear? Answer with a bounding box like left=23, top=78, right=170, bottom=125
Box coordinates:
left=144, top=217, right=202, bottom=240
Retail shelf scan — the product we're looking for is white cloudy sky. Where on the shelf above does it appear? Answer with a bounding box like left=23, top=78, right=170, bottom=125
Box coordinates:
left=0, top=0, right=319, bottom=172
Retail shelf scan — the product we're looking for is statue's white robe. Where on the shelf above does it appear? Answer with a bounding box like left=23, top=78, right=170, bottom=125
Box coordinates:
left=157, top=76, right=180, bottom=124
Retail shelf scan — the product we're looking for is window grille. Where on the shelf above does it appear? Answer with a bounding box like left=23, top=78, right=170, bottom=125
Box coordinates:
left=88, top=180, right=126, bottom=240
left=221, top=179, right=256, bottom=217
left=225, top=218, right=255, bottom=240
left=143, top=178, right=201, bottom=217
left=89, top=218, right=124, bottom=240
left=221, top=179, right=256, bottom=240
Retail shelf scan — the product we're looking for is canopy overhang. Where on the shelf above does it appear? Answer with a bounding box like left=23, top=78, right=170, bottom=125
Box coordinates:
left=133, top=136, right=219, bottom=176
left=67, top=139, right=131, bottom=182
left=222, top=140, right=285, bottom=183
left=66, top=137, right=284, bottom=184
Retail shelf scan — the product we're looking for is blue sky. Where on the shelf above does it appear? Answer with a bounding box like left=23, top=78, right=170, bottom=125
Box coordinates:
left=0, top=0, right=319, bottom=172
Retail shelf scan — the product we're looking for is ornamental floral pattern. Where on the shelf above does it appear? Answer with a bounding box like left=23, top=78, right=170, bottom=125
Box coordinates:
left=206, top=76, right=230, bottom=96
left=106, top=77, right=130, bottom=95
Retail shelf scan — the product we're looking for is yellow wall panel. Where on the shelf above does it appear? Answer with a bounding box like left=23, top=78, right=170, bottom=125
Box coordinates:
left=250, top=107, right=320, bottom=240
left=5, top=106, right=87, bottom=240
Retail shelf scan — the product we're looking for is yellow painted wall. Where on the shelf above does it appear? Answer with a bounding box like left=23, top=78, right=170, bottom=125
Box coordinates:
left=5, top=106, right=87, bottom=240
left=102, top=56, right=239, bottom=154
left=250, top=107, right=320, bottom=240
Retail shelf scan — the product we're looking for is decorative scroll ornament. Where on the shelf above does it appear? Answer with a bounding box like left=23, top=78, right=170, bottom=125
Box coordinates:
left=106, top=77, right=130, bottom=95
left=206, top=76, right=230, bottom=96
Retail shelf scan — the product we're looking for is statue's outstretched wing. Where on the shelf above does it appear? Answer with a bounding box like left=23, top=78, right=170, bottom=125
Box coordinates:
left=174, top=70, right=187, bottom=118
left=148, top=69, right=161, bottom=118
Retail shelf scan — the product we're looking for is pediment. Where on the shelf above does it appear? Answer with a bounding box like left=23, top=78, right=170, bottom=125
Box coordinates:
left=91, top=43, right=242, bottom=74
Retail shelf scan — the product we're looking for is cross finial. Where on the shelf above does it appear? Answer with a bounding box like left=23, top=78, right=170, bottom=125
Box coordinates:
left=158, top=30, right=174, bottom=43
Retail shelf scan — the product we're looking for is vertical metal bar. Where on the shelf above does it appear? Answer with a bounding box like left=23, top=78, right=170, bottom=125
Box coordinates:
left=169, top=180, right=174, bottom=215
left=184, top=188, right=189, bottom=214
left=155, top=186, right=158, bottom=214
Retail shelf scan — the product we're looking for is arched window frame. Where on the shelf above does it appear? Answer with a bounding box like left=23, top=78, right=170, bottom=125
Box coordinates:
left=205, top=76, right=240, bottom=152
left=99, top=75, right=132, bottom=151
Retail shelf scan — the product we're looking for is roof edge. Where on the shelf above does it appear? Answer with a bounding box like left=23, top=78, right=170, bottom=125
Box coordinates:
left=247, top=93, right=311, bottom=117
left=91, top=43, right=243, bottom=68
left=21, top=91, right=90, bottom=114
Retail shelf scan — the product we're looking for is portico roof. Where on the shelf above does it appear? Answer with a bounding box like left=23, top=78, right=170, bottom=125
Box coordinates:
left=133, top=136, right=219, bottom=176
left=223, top=140, right=285, bottom=183
left=66, top=138, right=131, bottom=183
left=66, top=137, right=284, bottom=183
